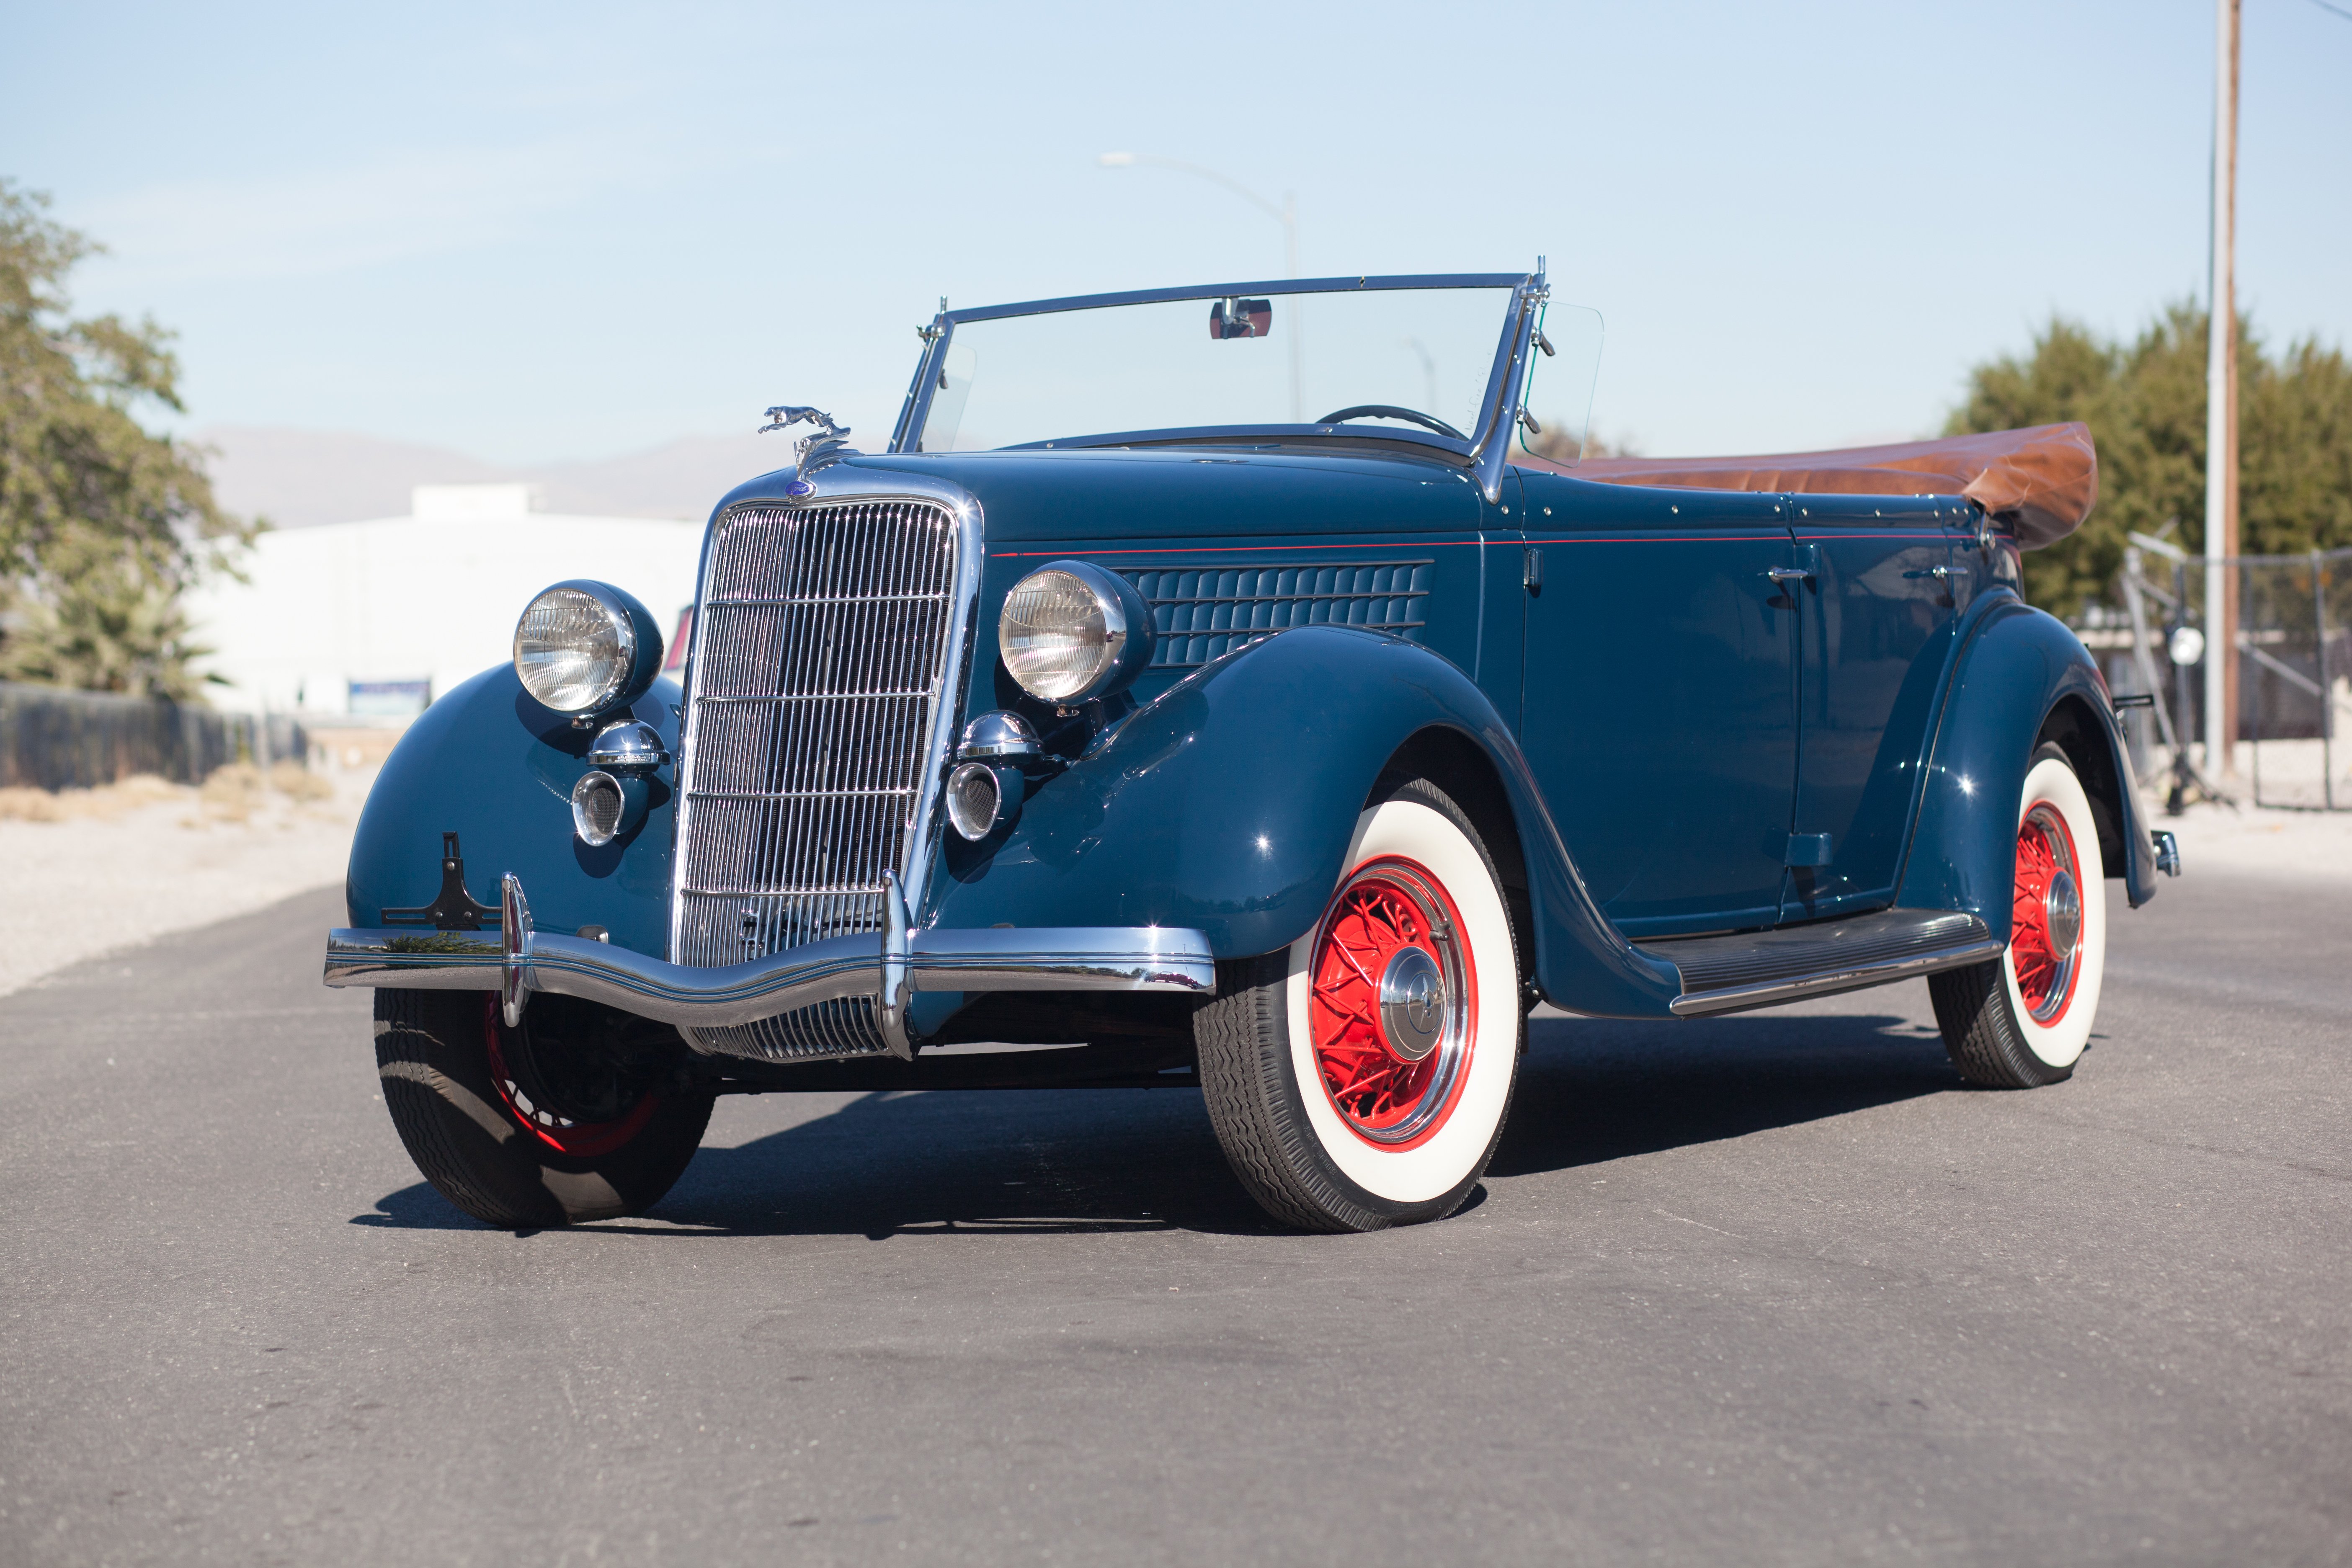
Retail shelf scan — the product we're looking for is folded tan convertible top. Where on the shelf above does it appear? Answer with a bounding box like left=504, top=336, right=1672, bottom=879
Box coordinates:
left=1515, top=422, right=2098, bottom=549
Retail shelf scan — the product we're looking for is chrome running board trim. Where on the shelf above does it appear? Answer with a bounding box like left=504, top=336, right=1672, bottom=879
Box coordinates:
left=325, top=874, right=1215, bottom=1034
left=1647, top=909, right=2000, bottom=1019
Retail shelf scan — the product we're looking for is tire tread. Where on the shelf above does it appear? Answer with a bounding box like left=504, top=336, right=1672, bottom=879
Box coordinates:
left=1929, top=960, right=2071, bottom=1088
left=374, top=989, right=710, bottom=1227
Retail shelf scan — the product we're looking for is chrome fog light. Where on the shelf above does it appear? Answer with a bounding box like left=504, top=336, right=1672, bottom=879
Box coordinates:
left=998, top=560, right=1155, bottom=704
left=588, top=719, right=670, bottom=771
left=957, top=709, right=1043, bottom=761
left=946, top=760, right=1021, bottom=841
left=515, top=580, right=663, bottom=716
left=570, top=769, right=648, bottom=847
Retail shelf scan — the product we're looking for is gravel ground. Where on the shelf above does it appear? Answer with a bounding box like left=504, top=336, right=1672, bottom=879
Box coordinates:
left=0, top=764, right=376, bottom=1000
left=2154, top=792, right=2352, bottom=883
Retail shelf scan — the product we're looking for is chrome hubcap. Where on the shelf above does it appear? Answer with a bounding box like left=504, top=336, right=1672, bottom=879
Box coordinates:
left=2044, top=870, right=2081, bottom=964
left=1377, top=945, right=1447, bottom=1063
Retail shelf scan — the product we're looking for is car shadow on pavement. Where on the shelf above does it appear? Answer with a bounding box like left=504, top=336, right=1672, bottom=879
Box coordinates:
left=1491, top=1009, right=1956, bottom=1179
left=356, top=1009, right=1960, bottom=1238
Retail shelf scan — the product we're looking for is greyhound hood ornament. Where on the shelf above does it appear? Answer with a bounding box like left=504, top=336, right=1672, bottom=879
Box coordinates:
left=758, top=405, right=854, bottom=493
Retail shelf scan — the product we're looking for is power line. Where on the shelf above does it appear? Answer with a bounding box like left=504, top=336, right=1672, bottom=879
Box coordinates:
left=2305, top=0, right=2352, bottom=23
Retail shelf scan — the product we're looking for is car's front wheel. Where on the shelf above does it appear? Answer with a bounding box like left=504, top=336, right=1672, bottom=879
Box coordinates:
left=1929, top=743, right=2109, bottom=1088
left=1194, top=777, right=1524, bottom=1231
left=374, top=989, right=712, bottom=1226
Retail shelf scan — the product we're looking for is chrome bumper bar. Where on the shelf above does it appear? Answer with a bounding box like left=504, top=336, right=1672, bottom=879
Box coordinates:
left=323, top=872, right=1216, bottom=1057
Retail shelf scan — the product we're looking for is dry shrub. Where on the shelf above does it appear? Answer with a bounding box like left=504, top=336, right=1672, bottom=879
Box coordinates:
left=0, top=773, right=196, bottom=825
left=199, top=762, right=266, bottom=823
left=57, top=786, right=125, bottom=822
left=268, top=761, right=334, bottom=802
left=0, top=787, right=66, bottom=823
left=115, top=773, right=181, bottom=805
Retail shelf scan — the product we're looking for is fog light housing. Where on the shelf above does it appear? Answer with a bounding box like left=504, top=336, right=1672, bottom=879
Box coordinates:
left=946, top=760, right=1022, bottom=842
left=570, top=769, right=648, bottom=847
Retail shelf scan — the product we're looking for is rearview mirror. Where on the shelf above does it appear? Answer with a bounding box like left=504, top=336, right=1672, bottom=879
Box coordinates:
left=1208, top=297, right=1272, bottom=340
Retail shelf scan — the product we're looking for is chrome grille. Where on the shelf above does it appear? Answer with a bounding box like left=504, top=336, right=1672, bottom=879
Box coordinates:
left=672, top=499, right=962, bottom=1060
left=1125, top=562, right=1432, bottom=668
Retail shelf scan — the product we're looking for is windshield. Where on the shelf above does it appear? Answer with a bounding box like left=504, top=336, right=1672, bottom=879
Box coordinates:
left=910, top=283, right=1524, bottom=453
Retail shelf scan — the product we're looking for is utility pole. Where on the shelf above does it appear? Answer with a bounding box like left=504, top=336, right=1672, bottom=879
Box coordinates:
left=2204, top=0, right=2241, bottom=777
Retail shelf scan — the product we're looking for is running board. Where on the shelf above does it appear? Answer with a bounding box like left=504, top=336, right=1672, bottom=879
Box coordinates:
left=1643, top=909, right=2000, bottom=1018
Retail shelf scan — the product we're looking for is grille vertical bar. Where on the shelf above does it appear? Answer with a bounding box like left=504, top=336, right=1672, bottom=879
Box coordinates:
left=671, top=499, right=962, bottom=1060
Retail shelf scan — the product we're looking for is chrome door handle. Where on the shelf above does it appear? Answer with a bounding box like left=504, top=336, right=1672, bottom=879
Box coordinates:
left=1904, top=565, right=1971, bottom=581
left=1766, top=567, right=1814, bottom=585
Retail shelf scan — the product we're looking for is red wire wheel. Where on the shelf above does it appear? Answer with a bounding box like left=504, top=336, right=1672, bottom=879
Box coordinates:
left=2011, top=802, right=2086, bottom=1026
left=1306, top=857, right=1477, bottom=1149
left=480, top=996, right=660, bottom=1158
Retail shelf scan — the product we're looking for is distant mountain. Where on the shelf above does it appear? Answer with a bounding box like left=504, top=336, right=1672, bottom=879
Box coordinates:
left=191, top=425, right=786, bottom=527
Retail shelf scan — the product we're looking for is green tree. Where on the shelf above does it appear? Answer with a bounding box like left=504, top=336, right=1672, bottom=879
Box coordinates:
left=1948, top=302, right=2352, bottom=616
left=0, top=180, right=255, bottom=697
left=1521, top=422, right=1639, bottom=464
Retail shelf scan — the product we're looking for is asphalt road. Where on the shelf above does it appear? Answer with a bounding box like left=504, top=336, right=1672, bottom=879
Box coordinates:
left=3, top=868, right=2346, bottom=1567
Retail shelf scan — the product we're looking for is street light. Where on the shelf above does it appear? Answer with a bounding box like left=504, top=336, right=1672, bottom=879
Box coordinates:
left=1099, top=152, right=1303, bottom=420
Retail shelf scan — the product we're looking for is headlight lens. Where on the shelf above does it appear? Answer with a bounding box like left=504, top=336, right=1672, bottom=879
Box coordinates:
left=999, top=567, right=1127, bottom=702
left=516, top=585, right=637, bottom=713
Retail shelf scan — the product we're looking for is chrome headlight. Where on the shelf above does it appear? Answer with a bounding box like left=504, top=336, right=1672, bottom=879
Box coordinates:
left=514, top=580, right=662, bottom=715
left=998, top=560, right=1155, bottom=704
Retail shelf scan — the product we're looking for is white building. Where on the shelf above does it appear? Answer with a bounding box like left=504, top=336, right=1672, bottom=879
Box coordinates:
left=189, top=483, right=704, bottom=719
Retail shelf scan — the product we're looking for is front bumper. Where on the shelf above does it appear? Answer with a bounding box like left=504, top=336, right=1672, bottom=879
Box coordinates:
left=324, top=872, right=1215, bottom=1059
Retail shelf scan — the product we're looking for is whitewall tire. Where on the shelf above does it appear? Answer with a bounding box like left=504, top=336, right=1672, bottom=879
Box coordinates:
left=1929, top=743, right=2108, bottom=1087
left=1194, top=778, right=1524, bottom=1231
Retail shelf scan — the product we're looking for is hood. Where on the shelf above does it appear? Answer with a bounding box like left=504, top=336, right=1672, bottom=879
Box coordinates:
left=709, top=445, right=1486, bottom=545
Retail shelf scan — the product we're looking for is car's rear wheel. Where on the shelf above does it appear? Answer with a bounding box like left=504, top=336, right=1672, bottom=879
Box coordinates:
left=1194, top=778, right=1524, bottom=1231
left=1929, top=743, right=2108, bottom=1088
left=374, top=989, right=712, bottom=1226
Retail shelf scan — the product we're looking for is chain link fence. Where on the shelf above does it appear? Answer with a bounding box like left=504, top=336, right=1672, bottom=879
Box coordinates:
left=2107, top=542, right=2350, bottom=811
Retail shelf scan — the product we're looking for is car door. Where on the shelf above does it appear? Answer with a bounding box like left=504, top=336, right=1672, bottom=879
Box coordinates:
left=1782, top=493, right=1972, bottom=922
left=1516, top=470, right=1798, bottom=938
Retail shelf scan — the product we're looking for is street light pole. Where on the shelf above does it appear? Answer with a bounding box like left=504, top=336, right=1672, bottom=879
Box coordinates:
left=2204, top=0, right=2241, bottom=778
left=1099, top=152, right=1302, bottom=420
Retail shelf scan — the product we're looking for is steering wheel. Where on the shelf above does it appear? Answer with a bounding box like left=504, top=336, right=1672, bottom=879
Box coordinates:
left=1316, top=404, right=1468, bottom=441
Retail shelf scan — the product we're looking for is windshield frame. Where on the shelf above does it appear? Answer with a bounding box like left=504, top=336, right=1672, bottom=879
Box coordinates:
left=885, top=269, right=1547, bottom=500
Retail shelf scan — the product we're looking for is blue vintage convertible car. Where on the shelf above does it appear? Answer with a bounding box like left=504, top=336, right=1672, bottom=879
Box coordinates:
left=326, top=267, right=2179, bottom=1232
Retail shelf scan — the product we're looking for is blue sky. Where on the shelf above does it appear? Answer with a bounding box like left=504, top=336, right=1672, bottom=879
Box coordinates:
left=6, top=0, right=2348, bottom=465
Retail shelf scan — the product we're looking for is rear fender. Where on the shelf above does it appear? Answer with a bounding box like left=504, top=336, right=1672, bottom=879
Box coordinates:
left=345, top=666, right=683, bottom=956
left=928, top=624, right=1681, bottom=1018
left=1894, top=596, right=2158, bottom=939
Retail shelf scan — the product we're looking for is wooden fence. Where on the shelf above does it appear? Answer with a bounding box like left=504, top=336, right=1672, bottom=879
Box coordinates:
left=0, top=682, right=309, bottom=791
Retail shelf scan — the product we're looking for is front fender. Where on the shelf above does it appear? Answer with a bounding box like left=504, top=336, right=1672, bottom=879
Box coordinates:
left=1894, top=596, right=2159, bottom=939
left=929, top=625, right=1681, bottom=1018
left=346, top=666, right=683, bottom=957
